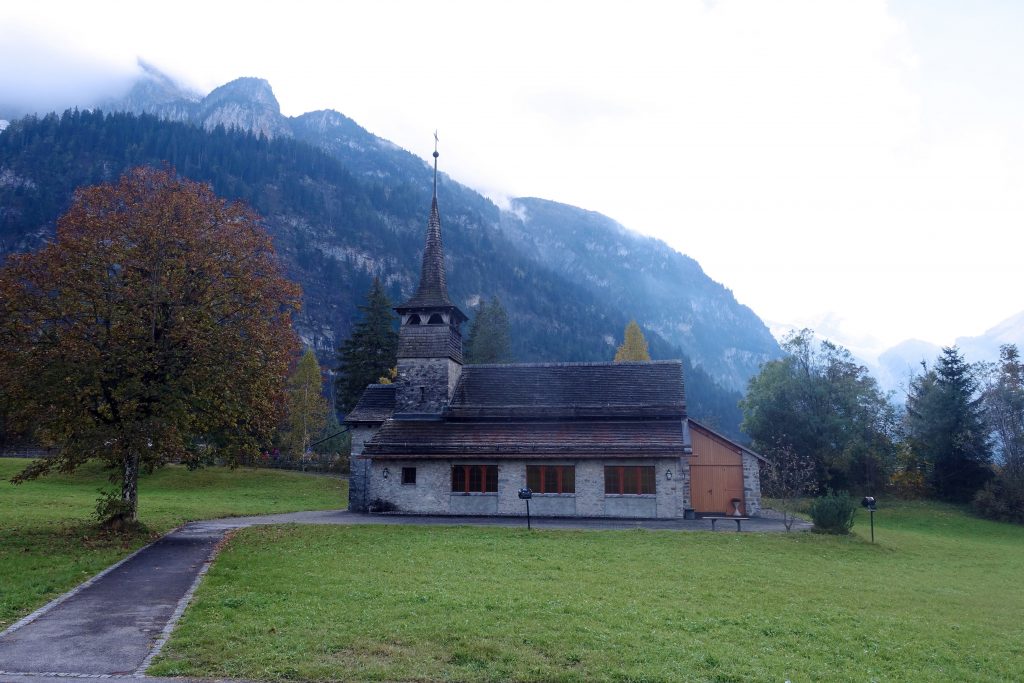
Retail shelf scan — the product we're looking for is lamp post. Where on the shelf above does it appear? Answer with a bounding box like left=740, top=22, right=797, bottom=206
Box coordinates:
left=861, top=496, right=877, bottom=543
left=518, top=488, right=533, bottom=530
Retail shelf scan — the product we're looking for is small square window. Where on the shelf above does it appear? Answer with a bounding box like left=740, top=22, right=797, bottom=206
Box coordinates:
left=401, top=467, right=417, bottom=485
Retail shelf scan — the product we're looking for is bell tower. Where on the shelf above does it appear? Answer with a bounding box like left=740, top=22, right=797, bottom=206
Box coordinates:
left=393, top=135, right=467, bottom=415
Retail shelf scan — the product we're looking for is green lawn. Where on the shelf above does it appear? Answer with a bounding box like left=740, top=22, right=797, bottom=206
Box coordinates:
left=0, top=457, right=346, bottom=629
left=150, top=502, right=1024, bottom=682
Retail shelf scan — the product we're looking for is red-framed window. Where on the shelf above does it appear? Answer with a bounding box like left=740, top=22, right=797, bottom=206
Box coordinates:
left=526, top=465, right=575, bottom=494
left=604, top=466, right=656, bottom=495
left=451, top=464, right=498, bottom=493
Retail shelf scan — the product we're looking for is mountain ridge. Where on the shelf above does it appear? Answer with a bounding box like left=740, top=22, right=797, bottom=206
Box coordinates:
left=99, top=65, right=780, bottom=390
left=0, top=66, right=788, bottom=430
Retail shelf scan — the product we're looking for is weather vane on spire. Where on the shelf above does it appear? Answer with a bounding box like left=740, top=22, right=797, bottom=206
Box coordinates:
left=432, top=130, right=439, bottom=198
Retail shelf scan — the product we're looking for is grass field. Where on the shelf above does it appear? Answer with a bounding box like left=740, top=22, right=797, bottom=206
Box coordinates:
left=149, top=502, right=1024, bottom=682
left=0, top=457, right=346, bottom=629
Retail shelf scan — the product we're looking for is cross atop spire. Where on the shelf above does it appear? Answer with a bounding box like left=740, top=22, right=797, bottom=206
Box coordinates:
left=433, top=130, right=439, bottom=199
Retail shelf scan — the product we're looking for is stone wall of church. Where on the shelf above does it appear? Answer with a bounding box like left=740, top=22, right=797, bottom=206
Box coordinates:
left=395, top=358, right=462, bottom=414
left=742, top=452, right=763, bottom=516
left=347, top=425, right=378, bottom=512
left=365, top=457, right=688, bottom=518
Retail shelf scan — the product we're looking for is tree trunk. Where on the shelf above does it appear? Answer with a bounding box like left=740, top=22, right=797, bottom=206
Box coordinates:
left=120, top=451, right=140, bottom=523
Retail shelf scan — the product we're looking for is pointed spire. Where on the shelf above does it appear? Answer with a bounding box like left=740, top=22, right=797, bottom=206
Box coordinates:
left=398, top=134, right=455, bottom=309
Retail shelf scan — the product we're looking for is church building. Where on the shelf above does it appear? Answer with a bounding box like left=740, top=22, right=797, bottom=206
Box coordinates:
left=345, top=147, right=765, bottom=519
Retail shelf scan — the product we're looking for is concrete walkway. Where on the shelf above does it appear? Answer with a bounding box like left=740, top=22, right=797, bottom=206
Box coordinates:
left=0, top=510, right=807, bottom=680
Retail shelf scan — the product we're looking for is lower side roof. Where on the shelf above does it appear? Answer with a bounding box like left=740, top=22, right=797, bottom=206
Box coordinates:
left=362, top=419, right=690, bottom=458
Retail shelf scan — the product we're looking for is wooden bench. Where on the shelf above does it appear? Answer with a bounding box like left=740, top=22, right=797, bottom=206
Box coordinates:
left=703, top=515, right=750, bottom=531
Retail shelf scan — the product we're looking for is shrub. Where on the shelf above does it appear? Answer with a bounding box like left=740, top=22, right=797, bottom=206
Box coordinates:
left=808, top=490, right=856, bottom=535
left=973, top=473, right=1024, bottom=524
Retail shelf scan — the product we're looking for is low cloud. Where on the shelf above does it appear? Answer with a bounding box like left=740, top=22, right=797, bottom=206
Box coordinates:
left=0, top=27, right=139, bottom=118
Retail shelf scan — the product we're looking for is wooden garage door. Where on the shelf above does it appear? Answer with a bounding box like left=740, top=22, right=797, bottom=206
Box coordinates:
left=690, top=428, right=745, bottom=515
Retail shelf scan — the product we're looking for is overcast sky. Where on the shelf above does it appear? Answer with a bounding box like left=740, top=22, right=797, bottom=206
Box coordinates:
left=2, top=0, right=1022, bottom=360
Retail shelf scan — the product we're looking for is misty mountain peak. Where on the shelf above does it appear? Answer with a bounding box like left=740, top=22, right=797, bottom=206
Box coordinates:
left=100, top=60, right=199, bottom=122
left=204, top=77, right=280, bottom=112
left=198, top=77, right=290, bottom=139
left=135, top=59, right=201, bottom=101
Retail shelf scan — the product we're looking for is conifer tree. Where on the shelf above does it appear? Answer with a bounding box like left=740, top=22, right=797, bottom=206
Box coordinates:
left=614, top=320, right=651, bottom=362
left=906, top=347, right=992, bottom=501
left=284, top=348, right=330, bottom=459
left=465, top=297, right=513, bottom=364
left=335, top=279, right=398, bottom=413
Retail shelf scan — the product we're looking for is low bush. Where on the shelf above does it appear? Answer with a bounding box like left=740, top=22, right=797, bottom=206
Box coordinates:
left=973, top=472, right=1024, bottom=524
left=808, top=490, right=856, bottom=534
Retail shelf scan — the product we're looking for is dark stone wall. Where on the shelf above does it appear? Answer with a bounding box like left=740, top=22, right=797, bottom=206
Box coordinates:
left=395, top=358, right=462, bottom=414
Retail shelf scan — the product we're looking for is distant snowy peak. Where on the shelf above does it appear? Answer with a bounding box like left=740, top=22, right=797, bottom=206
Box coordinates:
left=0, top=120, right=9, bottom=132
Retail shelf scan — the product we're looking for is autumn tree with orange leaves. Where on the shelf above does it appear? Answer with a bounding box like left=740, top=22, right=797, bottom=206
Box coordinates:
left=0, top=167, right=301, bottom=525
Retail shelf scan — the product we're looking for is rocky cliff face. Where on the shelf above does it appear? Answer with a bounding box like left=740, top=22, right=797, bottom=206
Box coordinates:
left=197, top=78, right=293, bottom=139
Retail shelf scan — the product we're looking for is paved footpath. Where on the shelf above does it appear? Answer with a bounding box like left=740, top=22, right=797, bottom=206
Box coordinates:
left=0, top=510, right=807, bottom=681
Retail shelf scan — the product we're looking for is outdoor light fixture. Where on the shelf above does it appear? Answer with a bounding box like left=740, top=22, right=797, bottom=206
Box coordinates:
left=666, top=470, right=673, bottom=480
left=518, top=488, right=533, bottom=530
left=382, top=467, right=390, bottom=480
left=861, top=496, right=877, bottom=543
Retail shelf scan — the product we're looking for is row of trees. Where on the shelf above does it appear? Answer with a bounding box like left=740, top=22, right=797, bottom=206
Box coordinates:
left=743, top=329, right=1023, bottom=522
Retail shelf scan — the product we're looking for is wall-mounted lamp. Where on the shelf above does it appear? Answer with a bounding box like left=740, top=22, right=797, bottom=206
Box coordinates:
left=666, top=470, right=673, bottom=480
left=382, top=467, right=390, bottom=480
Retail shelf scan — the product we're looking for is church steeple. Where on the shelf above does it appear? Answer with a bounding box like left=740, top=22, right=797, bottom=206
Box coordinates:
left=393, top=136, right=467, bottom=415
left=400, top=135, right=455, bottom=309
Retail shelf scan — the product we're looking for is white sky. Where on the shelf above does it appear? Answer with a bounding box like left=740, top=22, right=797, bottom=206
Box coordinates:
left=2, top=0, right=1022, bottom=360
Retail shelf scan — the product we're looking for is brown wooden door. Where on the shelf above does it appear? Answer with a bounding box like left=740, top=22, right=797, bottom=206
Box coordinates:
left=690, top=426, right=745, bottom=515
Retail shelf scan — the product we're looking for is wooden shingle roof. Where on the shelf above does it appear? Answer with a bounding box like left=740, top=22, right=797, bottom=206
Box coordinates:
left=344, top=384, right=397, bottom=424
left=359, top=360, right=690, bottom=459
left=448, top=360, right=686, bottom=420
left=396, top=197, right=457, bottom=310
left=362, top=419, right=688, bottom=458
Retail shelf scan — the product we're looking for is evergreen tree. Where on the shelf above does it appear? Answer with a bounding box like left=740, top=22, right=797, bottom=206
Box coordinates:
left=465, top=297, right=513, bottom=364
left=614, top=320, right=651, bottom=362
left=905, top=347, right=992, bottom=502
left=284, top=348, right=330, bottom=459
left=335, top=279, right=398, bottom=413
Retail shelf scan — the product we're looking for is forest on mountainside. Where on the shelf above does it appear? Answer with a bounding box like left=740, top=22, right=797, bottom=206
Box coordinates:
left=0, top=110, right=746, bottom=434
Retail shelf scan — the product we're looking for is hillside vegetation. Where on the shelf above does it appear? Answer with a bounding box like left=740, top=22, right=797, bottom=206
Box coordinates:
left=0, top=110, right=748, bottom=432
